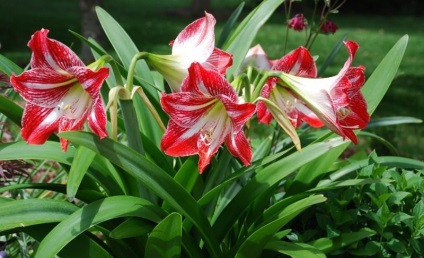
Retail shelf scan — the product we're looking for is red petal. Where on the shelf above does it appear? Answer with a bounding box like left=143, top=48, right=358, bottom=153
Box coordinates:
left=161, top=120, right=199, bottom=157
left=273, top=46, right=317, bottom=78
left=67, top=66, right=109, bottom=99
left=10, top=68, right=74, bottom=107
left=225, top=130, right=252, bottom=167
left=29, top=29, right=84, bottom=72
left=88, top=97, right=108, bottom=139
left=203, top=48, right=233, bottom=74
left=220, top=96, right=256, bottom=132
left=182, top=63, right=238, bottom=101
left=161, top=92, right=216, bottom=127
left=21, top=103, right=60, bottom=145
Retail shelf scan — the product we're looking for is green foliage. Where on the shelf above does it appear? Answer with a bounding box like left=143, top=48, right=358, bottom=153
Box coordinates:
left=0, top=2, right=419, bottom=258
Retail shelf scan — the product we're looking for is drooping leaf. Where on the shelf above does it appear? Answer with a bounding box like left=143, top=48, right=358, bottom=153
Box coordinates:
left=309, top=228, right=376, bottom=254
left=235, top=195, right=326, bottom=258
left=109, top=218, right=154, bottom=239
left=213, top=137, right=345, bottom=242
left=0, top=199, right=78, bottom=232
left=34, top=196, right=165, bottom=257
left=266, top=240, right=326, bottom=258
left=0, top=53, right=23, bottom=75
left=59, top=131, right=222, bottom=257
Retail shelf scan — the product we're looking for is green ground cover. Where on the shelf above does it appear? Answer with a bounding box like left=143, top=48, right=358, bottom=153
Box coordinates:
left=1, top=0, right=423, bottom=158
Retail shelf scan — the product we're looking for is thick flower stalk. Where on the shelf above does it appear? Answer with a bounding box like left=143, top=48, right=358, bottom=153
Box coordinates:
left=145, top=12, right=232, bottom=92
left=160, top=63, right=256, bottom=173
left=277, top=41, right=370, bottom=143
left=10, top=29, right=109, bottom=151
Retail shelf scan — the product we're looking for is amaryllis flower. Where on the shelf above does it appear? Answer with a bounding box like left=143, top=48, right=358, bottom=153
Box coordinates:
left=321, top=19, right=339, bottom=34
left=288, top=14, right=308, bottom=31
left=146, top=12, right=232, bottom=92
left=257, top=46, right=324, bottom=129
left=10, top=29, right=109, bottom=151
left=160, top=62, right=256, bottom=173
left=277, top=41, right=370, bottom=143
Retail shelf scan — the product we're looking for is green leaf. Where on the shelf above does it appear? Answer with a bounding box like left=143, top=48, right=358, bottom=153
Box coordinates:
left=0, top=141, right=75, bottom=164
left=0, top=93, right=23, bottom=126
left=235, top=195, right=326, bottom=258
left=109, top=218, right=154, bottom=239
left=0, top=183, right=105, bottom=203
left=145, top=213, right=182, bottom=258
left=309, top=228, right=375, bottom=254
left=35, top=196, right=165, bottom=258
left=216, top=2, right=245, bottom=48
left=67, top=145, right=97, bottom=201
left=362, top=35, right=409, bottom=115
left=367, top=116, right=422, bottom=128
left=22, top=225, right=114, bottom=258
left=213, top=137, right=345, bottom=242
left=0, top=53, right=23, bottom=75
left=59, top=131, right=221, bottom=257
left=0, top=199, right=78, bottom=232
left=266, top=241, right=326, bottom=258
left=96, top=6, right=163, bottom=144
left=321, top=156, right=424, bottom=183
left=223, top=0, right=285, bottom=76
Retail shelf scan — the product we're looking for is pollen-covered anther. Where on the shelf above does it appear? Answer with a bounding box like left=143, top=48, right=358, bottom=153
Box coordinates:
left=337, top=106, right=352, bottom=120
left=199, top=128, right=214, bottom=146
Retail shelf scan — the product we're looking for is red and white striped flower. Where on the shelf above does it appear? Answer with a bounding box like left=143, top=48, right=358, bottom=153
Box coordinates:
left=160, top=63, right=256, bottom=173
left=10, top=29, right=109, bottom=151
left=257, top=45, right=323, bottom=129
left=277, top=41, right=370, bottom=143
left=146, top=12, right=232, bottom=92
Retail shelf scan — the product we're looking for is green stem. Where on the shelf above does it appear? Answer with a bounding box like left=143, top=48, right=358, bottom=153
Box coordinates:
left=110, top=60, right=124, bottom=87
left=126, top=52, right=149, bottom=93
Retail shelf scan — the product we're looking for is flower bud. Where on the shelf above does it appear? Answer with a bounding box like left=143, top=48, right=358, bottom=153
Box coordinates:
left=321, top=19, right=339, bottom=34
left=288, top=14, right=307, bottom=31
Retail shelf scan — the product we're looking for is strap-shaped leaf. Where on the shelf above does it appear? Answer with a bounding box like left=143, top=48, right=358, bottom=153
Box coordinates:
left=59, top=131, right=222, bottom=257
left=145, top=213, right=182, bottom=258
left=35, top=196, right=165, bottom=257
left=235, top=195, right=326, bottom=258
left=266, top=241, right=326, bottom=258
left=309, top=228, right=376, bottom=254
left=96, top=7, right=164, bottom=144
left=223, top=0, right=285, bottom=76
left=0, top=94, right=23, bottom=126
left=67, top=145, right=97, bottom=201
left=0, top=199, right=78, bottom=232
left=0, top=53, right=23, bottom=75
left=362, top=35, right=408, bottom=115
left=212, top=137, right=345, bottom=242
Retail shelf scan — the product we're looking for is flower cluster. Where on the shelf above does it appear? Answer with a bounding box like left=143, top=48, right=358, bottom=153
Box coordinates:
left=9, top=13, right=370, bottom=173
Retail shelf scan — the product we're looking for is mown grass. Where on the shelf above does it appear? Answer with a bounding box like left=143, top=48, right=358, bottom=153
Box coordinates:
left=1, top=0, right=423, bottom=159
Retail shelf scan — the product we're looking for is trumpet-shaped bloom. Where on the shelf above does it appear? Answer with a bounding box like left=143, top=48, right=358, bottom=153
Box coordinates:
left=278, top=41, right=370, bottom=143
left=146, top=12, right=232, bottom=92
left=257, top=46, right=324, bottom=129
left=160, top=63, right=256, bottom=173
left=10, top=29, right=109, bottom=151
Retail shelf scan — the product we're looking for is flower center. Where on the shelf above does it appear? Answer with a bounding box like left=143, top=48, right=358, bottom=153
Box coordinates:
left=56, top=85, right=91, bottom=119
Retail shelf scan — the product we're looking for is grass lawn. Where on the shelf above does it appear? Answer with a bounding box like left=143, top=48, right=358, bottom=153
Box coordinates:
left=1, top=0, right=423, bottom=159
